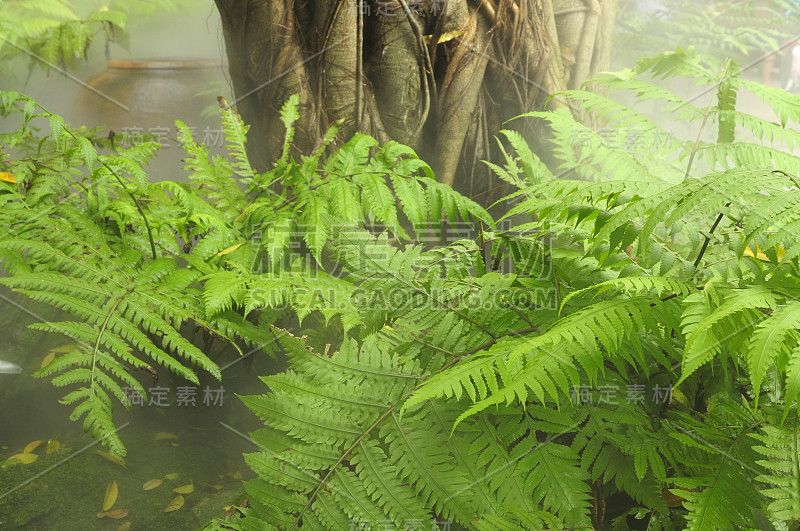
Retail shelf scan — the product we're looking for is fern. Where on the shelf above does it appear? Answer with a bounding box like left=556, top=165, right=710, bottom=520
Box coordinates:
left=10, top=45, right=800, bottom=529
left=752, top=407, right=800, bottom=522
left=0, top=92, right=266, bottom=455
left=214, top=50, right=800, bottom=529
left=235, top=330, right=587, bottom=529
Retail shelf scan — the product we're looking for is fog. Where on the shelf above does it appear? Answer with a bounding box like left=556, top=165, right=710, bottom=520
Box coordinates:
left=2, top=3, right=231, bottom=180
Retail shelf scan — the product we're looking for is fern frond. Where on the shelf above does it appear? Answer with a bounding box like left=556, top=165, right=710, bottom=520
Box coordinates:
left=751, top=408, right=800, bottom=522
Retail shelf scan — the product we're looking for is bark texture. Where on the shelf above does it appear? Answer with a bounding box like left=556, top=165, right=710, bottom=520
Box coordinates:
left=214, top=0, right=618, bottom=205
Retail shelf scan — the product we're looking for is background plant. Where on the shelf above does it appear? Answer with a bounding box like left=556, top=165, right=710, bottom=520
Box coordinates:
left=0, top=0, right=207, bottom=74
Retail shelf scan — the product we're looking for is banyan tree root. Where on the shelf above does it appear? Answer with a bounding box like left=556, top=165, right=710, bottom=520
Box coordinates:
left=214, top=0, right=619, bottom=203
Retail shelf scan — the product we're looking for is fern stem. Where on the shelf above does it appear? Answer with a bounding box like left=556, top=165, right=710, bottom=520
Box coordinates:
left=339, top=231, right=499, bottom=339
left=683, top=61, right=733, bottom=181
left=91, top=293, right=128, bottom=404
left=412, top=338, right=456, bottom=357
left=297, top=405, right=396, bottom=525
left=33, top=100, right=158, bottom=260
left=692, top=203, right=730, bottom=270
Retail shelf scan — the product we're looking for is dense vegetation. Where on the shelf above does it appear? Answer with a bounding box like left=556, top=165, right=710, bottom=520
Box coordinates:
left=3, top=47, right=800, bottom=529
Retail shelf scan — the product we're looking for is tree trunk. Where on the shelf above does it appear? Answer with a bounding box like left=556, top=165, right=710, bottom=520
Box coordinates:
left=214, top=0, right=619, bottom=206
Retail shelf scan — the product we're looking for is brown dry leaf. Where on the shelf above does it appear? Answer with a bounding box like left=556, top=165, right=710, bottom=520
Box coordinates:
left=142, top=479, right=163, bottom=491
left=23, top=440, right=43, bottom=454
left=96, top=509, right=128, bottom=519
left=662, top=489, right=687, bottom=508
left=8, top=453, right=38, bottom=464
left=173, top=481, right=194, bottom=494
left=0, top=172, right=16, bottom=184
left=164, top=495, right=184, bottom=512
left=102, top=481, right=119, bottom=512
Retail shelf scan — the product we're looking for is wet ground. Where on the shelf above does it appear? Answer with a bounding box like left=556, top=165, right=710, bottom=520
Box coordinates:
left=0, top=289, right=280, bottom=530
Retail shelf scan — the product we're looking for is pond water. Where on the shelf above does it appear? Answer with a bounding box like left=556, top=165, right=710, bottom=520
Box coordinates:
left=0, top=288, right=280, bottom=530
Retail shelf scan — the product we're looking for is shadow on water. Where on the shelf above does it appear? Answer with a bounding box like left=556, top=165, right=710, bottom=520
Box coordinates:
left=0, top=287, right=283, bottom=530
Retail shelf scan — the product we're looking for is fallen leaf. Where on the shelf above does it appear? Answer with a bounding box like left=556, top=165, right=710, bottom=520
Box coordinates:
left=103, top=480, right=118, bottom=511
left=155, top=432, right=178, bottom=441
left=164, top=473, right=179, bottom=480
left=96, top=450, right=127, bottom=469
left=8, top=453, right=38, bottom=464
left=164, top=494, right=184, bottom=512
left=173, top=481, right=194, bottom=494
left=46, top=440, right=61, bottom=455
left=48, top=343, right=79, bottom=353
left=118, top=522, right=132, bottom=530
left=0, top=172, right=16, bottom=184
left=142, top=479, right=163, bottom=490
left=198, top=481, right=222, bottom=491
left=216, top=242, right=246, bottom=257
left=96, top=509, right=128, bottom=519
left=226, top=471, right=242, bottom=480
left=23, top=440, right=43, bottom=454
left=40, top=351, right=56, bottom=369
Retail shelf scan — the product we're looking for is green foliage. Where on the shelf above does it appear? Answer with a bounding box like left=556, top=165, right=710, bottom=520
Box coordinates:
left=615, top=1, right=799, bottom=65
left=0, top=86, right=483, bottom=459
left=223, top=49, right=800, bottom=529
left=7, top=46, right=800, bottom=529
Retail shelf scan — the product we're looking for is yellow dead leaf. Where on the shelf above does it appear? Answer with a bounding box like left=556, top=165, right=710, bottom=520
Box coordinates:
left=744, top=242, right=787, bottom=263
left=216, top=242, right=246, bottom=257
left=23, top=440, right=43, bottom=454
left=102, top=480, right=118, bottom=511
left=164, top=495, right=185, bottom=512
left=173, top=481, right=194, bottom=494
left=422, top=30, right=466, bottom=45
left=8, top=453, right=38, bottom=464
left=46, top=440, right=61, bottom=454
left=0, top=172, right=16, bottom=184
left=155, top=432, right=178, bottom=440
left=142, top=479, right=163, bottom=490
left=164, top=473, right=179, bottom=480
left=198, top=481, right=222, bottom=491
left=118, top=522, right=132, bottom=530
left=235, top=204, right=254, bottom=223
left=96, top=509, right=128, bottom=519
left=96, top=450, right=127, bottom=469
left=40, top=351, right=56, bottom=369
left=48, top=343, right=79, bottom=353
